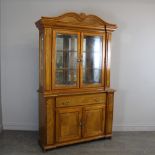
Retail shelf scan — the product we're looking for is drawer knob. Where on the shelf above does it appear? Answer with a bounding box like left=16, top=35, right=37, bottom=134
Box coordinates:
left=94, top=98, right=99, bottom=102
left=62, top=101, right=70, bottom=105
left=79, top=121, right=82, bottom=127
left=79, top=121, right=85, bottom=127
left=77, top=59, right=81, bottom=62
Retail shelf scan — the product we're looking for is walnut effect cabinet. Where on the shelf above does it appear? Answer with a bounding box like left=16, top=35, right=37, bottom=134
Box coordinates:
left=35, top=12, right=117, bottom=151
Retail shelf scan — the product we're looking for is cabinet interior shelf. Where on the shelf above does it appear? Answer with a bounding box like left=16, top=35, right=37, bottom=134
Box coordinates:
left=56, top=50, right=77, bottom=53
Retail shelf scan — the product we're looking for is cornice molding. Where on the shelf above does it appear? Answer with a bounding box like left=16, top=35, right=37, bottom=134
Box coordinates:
left=36, top=12, right=117, bottom=31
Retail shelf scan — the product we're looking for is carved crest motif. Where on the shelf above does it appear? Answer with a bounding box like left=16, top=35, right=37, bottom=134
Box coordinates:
left=36, top=12, right=117, bottom=31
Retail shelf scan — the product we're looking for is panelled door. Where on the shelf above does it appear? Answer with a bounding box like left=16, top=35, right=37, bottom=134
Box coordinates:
left=82, top=104, right=106, bottom=138
left=56, top=104, right=106, bottom=142
left=52, top=30, right=80, bottom=89
left=56, top=107, right=82, bottom=142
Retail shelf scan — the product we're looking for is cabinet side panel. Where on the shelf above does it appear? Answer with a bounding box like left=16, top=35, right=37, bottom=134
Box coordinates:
left=105, top=32, right=112, bottom=88
left=46, top=98, right=55, bottom=145
left=39, top=32, right=45, bottom=91
left=102, top=33, right=106, bottom=87
left=44, top=28, right=52, bottom=91
left=105, top=92, right=114, bottom=136
left=39, top=94, right=47, bottom=145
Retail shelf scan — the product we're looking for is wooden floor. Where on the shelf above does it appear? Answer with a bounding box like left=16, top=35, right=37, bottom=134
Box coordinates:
left=0, top=130, right=155, bottom=155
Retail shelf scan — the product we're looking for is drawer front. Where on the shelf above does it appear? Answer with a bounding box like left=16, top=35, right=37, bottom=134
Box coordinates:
left=56, top=93, right=106, bottom=107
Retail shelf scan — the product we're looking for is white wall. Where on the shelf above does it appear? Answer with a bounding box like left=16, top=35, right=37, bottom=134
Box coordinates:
left=1, top=0, right=155, bottom=131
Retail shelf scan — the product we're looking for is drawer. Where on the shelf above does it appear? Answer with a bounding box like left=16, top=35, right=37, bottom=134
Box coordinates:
left=56, top=93, right=106, bottom=107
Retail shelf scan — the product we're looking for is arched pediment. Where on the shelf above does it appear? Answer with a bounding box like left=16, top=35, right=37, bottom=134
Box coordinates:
left=36, top=12, right=117, bottom=31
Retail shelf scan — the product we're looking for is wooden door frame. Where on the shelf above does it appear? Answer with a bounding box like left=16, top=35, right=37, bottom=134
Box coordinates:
left=80, top=32, right=105, bottom=88
left=52, top=30, right=81, bottom=90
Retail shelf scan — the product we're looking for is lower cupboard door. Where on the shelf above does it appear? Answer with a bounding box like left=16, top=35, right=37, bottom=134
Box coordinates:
left=82, top=104, right=106, bottom=138
left=56, top=107, right=82, bottom=143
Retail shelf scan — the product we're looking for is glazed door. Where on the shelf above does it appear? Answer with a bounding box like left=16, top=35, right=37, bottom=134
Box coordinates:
left=82, top=104, right=105, bottom=138
left=56, top=107, right=82, bottom=142
left=80, top=33, right=105, bottom=88
left=53, top=31, right=80, bottom=89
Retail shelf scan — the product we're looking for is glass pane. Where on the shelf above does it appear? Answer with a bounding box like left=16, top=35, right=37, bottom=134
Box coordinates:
left=56, top=69, right=77, bottom=85
left=55, top=33, right=78, bottom=86
left=82, top=35, right=102, bottom=85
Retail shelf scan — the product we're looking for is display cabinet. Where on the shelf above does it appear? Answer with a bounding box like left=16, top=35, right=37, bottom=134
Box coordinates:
left=35, top=12, right=117, bottom=150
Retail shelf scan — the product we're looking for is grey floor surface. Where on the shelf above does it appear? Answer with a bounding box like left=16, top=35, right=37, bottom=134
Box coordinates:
left=0, top=131, right=155, bottom=155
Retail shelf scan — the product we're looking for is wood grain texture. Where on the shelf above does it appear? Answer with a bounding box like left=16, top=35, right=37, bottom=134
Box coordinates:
left=35, top=12, right=117, bottom=32
left=46, top=98, right=55, bottom=145
left=105, top=92, right=114, bottom=135
left=40, top=135, right=106, bottom=151
left=56, top=107, right=82, bottom=142
left=39, top=93, right=46, bottom=145
left=105, top=32, right=112, bottom=88
left=36, top=12, right=116, bottom=150
left=56, top=93, right=106, bottom=107
left=44, top=28, right=52, bottom=91
left=83, top=104, right=106, bottom=138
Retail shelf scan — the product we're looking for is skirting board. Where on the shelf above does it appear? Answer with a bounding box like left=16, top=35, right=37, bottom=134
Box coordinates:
left=3, top=122, right=38, bottom=131
left=2, top=122, right=155, bottom=131
left=113, top=125, right=155, bottom=131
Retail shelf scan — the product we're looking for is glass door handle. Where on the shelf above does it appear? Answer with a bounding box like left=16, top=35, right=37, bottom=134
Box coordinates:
left=77, top=58, right=83, bottom=62
left=79, top=121, right=85, bottom=127
left=79, top=121, right=82, bottom=127
left=77, top=59, right=81, bottom=62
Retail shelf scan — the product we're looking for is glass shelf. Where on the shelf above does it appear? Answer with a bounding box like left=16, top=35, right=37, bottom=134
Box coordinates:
left=56, top=50, right=77, bottom=53
left=56, top=68, right=77, bottom=70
